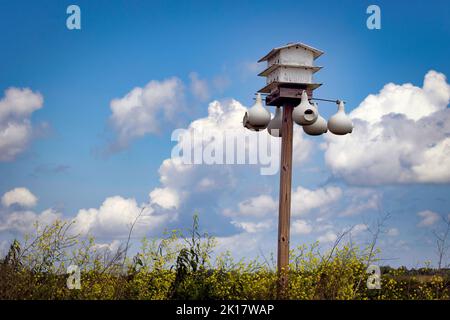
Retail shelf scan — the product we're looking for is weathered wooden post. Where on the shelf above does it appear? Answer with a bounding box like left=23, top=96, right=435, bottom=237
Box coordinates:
left=277, top=103, right=294, bottom=298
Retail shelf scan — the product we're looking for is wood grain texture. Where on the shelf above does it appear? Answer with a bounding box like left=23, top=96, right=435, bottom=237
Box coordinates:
left=277, top=104, right=294, bottom=299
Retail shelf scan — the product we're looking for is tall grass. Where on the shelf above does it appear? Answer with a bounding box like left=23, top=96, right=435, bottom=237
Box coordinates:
left=0, top=216, right=449, bottom=300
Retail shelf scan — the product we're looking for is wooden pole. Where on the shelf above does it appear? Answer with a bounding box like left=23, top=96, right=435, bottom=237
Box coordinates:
left=277, top=104, right=294, bottom=299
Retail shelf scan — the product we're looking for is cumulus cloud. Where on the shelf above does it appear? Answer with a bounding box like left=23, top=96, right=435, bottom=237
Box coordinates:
left=223, top=185, right=343, bottom=220
left=314, top=218, right=334, bottom=233
left=1, top=187, right=38, bottom=208
left=0, top=187, right=61, bottom=234
left=417, top=210, right=440, bottom=227
left=224, top=195, right=277, bottom=218
left=291, top=186, right=342, bottom=216
left=324, top=70, right=450, bottom=185
left=231, top=220, right=272, bottom=233
left=0, top=208, right=61, bottom=234
left=292, top=127, right=314, bottom=166
left=351, top=223, right=368, bottom=236
left=106, top=74, right=236, bottom=152
left=72, top=196, right=174, bottom=238
left=339, top=188, right=381, bottom=216
left=108, top=77, right=184, bottom=150
left=0, top=87, right=43, bottom=161
left=0, top=88, right=43, bottom=123
left=92, top=240, right=122, bottom=253
left=291, top=219, right=313, bottom=235
left=317, top=230, right=338, bottom=243
left=0, top=187, right=174, bottom=239
left=149, top=187, right=180, bottom=209
left=214, top=232, right=273, bottom=260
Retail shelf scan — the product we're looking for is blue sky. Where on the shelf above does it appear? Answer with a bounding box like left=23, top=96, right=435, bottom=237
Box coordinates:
left=0, top=0, right=449, bottom=267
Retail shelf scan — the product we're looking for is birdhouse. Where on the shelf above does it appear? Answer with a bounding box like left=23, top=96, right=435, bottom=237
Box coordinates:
left=257, top=43, right=323, bottom=106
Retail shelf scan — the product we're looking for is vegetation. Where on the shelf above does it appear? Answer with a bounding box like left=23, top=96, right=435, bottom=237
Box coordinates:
left=0, top=216, right=449, bottom=300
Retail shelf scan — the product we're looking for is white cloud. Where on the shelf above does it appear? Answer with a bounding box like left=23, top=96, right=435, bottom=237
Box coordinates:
left=0, top=187, right=60, bottom=234
left=197, top=177, right=216, bottom=190
left=292, top=126, right=313, bottom=166
left=351, top=72, right=447, bottom=124
left=214, top=232, right=273, bottom=260
left=149, top=187, right=180, bottom=209
left=1, top=187, right=38, bottom=208
left=0, top=87, right=43, bottom=121
left=0, top=87, right=43, bottom=161
left=352, top=223, right=368, bottom=236
left=189, top=72, right=209, bottom=101
left=315, top=219, right=334, bottom=233
left=317, top=231, right=338, bottom=243
left=291, top=186, right=342, bottom=216
left=387, top=228, right=399, bottom=237
left=157, top=99, right=252, bottom=194
left=324, top=70, right=450, bottom=185
left=231, top=220, right=272, bottom=233
left=339, top=188, right=381, bottom=216
left=73, top=196, right=174, bottom=238
left=223, top=185, right=343, bottom=222
left=92, top=239, right=122, bottom=253
left=0, top=208, right=61, bottom=234
left=417, top=210, right=440, bottom=227
left=109, top=77, right=184, bottom=149
left=0, top=190, right=175, bottom=239
left=291, top=219, right=312, bottom=235
left=230, top=195, right=277, bottom=217
left=411, top=137, right=450, bottom=183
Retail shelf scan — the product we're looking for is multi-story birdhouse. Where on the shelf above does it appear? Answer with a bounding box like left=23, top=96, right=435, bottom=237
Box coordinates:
left=257, top=43, right=323, bottom=106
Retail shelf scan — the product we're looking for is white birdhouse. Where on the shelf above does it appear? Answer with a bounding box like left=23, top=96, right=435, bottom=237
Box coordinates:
left=258, top=43, right=323, bottom=94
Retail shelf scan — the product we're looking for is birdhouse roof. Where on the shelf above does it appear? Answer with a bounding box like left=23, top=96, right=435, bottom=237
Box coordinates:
left=257, top=43, right=324, bottom=62
left=258, top=64, right=322, bottom=77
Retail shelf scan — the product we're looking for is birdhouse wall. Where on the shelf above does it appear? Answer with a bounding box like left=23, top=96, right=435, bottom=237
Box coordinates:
left=267, top=67, right=313, bottom=84
left=267, top=48, right=314, bottom=67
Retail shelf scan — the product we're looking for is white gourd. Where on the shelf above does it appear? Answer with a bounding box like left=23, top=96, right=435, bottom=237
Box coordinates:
left=327, top=101, right=353, bottom=135
left=293, top=91, right=318, bottom=126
